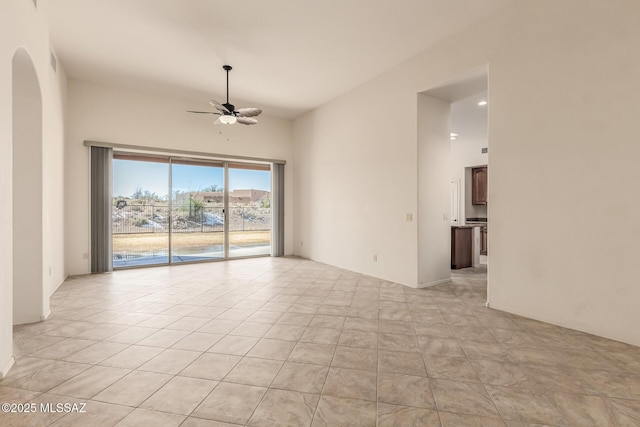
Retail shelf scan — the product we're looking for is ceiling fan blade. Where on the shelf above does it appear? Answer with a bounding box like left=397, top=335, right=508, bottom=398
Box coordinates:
left=187, top=110, right=220, bottom=115
left=213, top=117, right=222, bottom=125
left=236, top=107, right=262, bottom=117
left=237, top=117, right=258, bottom=125
left=210, top=100, right=230, bottom=113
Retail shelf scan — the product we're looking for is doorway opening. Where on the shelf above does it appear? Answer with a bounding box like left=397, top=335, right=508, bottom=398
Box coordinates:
left=112, top=154, right=272, bottom=268
left=12, top=47, right=46, bottom=324
left=418, top=67, right=489, bottom=296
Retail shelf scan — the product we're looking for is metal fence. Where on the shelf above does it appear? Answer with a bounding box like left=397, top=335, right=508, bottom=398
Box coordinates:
left=112, top=204, right=271, bottom=234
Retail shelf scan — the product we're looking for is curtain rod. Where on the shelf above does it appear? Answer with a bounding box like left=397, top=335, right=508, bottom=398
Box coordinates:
left=83, top=140, right=287, bottom=165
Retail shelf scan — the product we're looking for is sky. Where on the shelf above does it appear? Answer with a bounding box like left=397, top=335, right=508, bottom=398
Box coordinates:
left=113, top=159, right=271, bottom=198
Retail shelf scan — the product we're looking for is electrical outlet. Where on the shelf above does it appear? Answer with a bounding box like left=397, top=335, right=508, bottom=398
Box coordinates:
left=82, top=252, right=89, bottom=260
left=300, top=241, right=303, bottom=247
left=406, top=213, right=413, bottom=221
left=48, top=267, right=52, bottom=276
left=373, top=255, right=378, bottom=262
left=443, top=213, right=449, bottom=221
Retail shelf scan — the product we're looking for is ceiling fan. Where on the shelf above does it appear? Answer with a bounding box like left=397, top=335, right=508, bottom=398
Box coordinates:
left=187, top=65, right=262, bottom=125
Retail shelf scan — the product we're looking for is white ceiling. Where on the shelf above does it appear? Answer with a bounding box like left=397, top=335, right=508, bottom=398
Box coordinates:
left=49, top=0, right=514, bottom=118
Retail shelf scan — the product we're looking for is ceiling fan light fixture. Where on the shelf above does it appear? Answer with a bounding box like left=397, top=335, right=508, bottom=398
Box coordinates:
left=219, top=115, right=237, bottom=124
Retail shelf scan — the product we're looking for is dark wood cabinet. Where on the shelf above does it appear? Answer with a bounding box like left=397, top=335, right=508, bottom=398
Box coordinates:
left=472, top=166, right=488, bottom=205
left=480, top=226, right=488, bottom=255
left=451, top=227, right=472, bottom=269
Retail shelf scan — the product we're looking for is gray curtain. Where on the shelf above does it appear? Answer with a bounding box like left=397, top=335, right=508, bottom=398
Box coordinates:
left=272, top=163, right=285, bottom=257
left=91, top=146, right=113, bottom=272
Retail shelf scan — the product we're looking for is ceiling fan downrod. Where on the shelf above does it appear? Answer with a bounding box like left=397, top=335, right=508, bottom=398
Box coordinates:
left=223, top=65, right=232, bottom=109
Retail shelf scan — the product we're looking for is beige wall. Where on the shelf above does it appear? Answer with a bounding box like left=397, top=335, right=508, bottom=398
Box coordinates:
left=294, top=0, right=640, bottom=345
left=0, top=0, right=68, bottom=376
left=65, top=79, right=294, bottom=275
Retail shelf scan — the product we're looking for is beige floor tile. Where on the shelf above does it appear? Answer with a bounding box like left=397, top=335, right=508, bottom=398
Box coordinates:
left=115, top=408, right=185, bottom=426
left=378, top=350, right=426, bottom=376
left=288, top=342, right=336, bottom=366
left=379, top=332, right=419, bottom=352
left=246, top=338, right=296, bottom=360
left=181, top=417, right=242, bottom=427
left=424, top=356, right=481, bottom=383
left=207, top=335, right=259, bottom=356
left=300, top=327, right=342, bottom=345
left=4, top=360, right=91, bottom=392
left=63, top=342, right=129, bottom=364
left=248, top=389, right=319, bottom=427
left=276, top=312, right=315, bottom=326
left=271, top=362, right=328, bottom=393
left=49, top=365, right=130, bottom=399
left=136, top=314, right=183, bottom=329
left=576, top=369, right=640, bottom=399
left=198, top=319, right=241, bottom=335
left=343, top=318, right=378, bottom=332
left=6, top=259, right=640, bottom=427
left=104, top=326, right=159, bottom=344
left=323, top=367, right=376, bottom=401
left=609, top=398, right=640, bottom=425
left=136, top=329, right=190, bottom=348
left=192, top=382, right=267, bottom=424
left=165, top=316, right=211, bottom=331
left=438, top=411, right=506, bottom=426
left=414, top=323, right=454, bottom=339
left=312, top=396, right=376, bottom=427
left=100, top=345, right=164, bottom=369
left=309, top=315, right=345, bottom=329
left=332, top=346, right=377, bottom=371
left=30, top=338, right=98, bottom=360
left=13, top=334, right=66, bottom=356
left=224, top=357, right=283, bottom=387
left=140, top=376, right=218, bottom=415
left=470, top=359, right=538, bottom=389
left=550, top=392, right=621, bottom=426
left=171, top=332, right=224, bottom=351
left=138, top=348, right=201, bottom=374
left=50, top=400, right=133, bottom=427
left=228, top=321, right=272, bottom=338
left=93, top=370, right=172, bottom=406
left=418, top=337, right=466, bottom=358
left=379, top=320, right=414, bottom=335
left=431, top=379, right=500, bottom=418
left=377, top=372, right=435, bottom=409
left=485, top=385, right=568, bottom=425
left=377, top=403, right=440, bottom=427
left=180, top=352, right=241, bottom=380
left=264, top=324, right=307, bottom=341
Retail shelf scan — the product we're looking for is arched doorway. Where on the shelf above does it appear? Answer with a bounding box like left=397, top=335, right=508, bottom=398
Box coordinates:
left=12, top=47, right=45, bottom=324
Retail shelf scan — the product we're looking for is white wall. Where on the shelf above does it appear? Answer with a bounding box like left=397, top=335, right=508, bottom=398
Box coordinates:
left=293, top=81, right=419, bottom=286
left=417, top=94, right=451, bottom=287
left=294, top=0, right=640, bottom=345
left=0, top=0, right=68, bottom=377
left=65, top=79, right=294, bottom=275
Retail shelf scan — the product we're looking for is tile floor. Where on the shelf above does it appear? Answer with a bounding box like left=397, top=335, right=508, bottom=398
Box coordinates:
left=1, top=257, right=640, bottom=426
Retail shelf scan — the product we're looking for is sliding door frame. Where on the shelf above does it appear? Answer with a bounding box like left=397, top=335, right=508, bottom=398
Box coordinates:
left=111, top=150, right=276, bottom=269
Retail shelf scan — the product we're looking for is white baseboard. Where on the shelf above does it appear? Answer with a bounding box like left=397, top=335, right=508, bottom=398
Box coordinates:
left=0, top=356, right=15, bottom=379
left=417, top=278, right=452, bottom=289
left=40, top=308, right=51, bottom=321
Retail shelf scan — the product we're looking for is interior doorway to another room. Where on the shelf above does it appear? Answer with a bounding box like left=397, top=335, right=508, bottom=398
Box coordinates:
left=12, top=47, right=47, bottom=324
left=418, top=68, right=489, bottom=290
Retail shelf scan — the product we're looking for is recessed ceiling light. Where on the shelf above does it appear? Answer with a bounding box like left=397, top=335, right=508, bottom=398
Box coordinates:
left=478, top=101, right=488, bottom=106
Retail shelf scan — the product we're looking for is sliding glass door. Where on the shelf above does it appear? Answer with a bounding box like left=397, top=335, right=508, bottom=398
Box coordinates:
left=170, top=159, right=225, bottom=263
left=228, top=163, right=272, bottom=257
left=111, top=154, right=273, bottom=268
left=112, top=155, right=170, bottom=268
